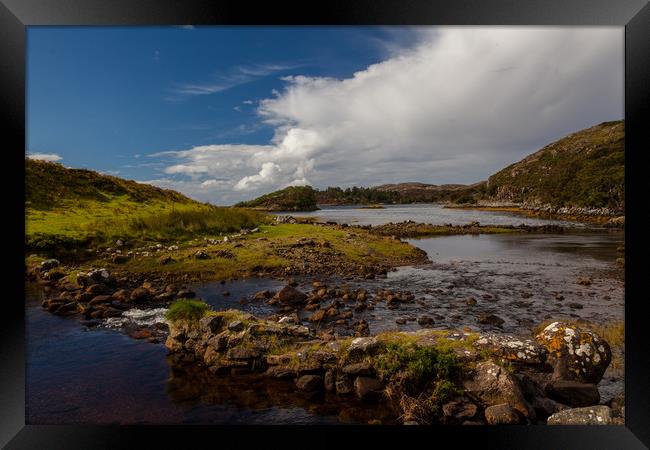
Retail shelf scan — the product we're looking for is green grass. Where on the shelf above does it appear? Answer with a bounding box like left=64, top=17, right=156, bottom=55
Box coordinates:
left=165, top=299, right=209, bottom=322
left=376, top=342, right=462, bottom=388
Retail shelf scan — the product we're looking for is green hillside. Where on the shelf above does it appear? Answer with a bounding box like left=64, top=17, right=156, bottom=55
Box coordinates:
left=236, top=185, right=319, bottom=211
left=26, top=159, right=264, bottom=251
left=483, top=121, right=624, bottom=211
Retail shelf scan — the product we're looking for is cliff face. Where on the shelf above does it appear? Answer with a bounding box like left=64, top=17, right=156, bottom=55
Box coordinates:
left=484, top=121, right=624, bottom=212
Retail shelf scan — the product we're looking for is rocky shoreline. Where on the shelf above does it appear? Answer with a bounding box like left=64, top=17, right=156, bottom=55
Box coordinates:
left=164, top=306, right=623, bottom=425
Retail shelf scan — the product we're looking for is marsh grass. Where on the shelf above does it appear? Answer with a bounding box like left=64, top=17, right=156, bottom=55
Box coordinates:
left=165, top=299, right=209, bottom=322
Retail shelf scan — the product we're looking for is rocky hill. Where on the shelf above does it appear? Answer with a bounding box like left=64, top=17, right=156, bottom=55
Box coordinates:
left=483, top=121, right=624, bottom=212
left=236, top=185, right=319, bottom=211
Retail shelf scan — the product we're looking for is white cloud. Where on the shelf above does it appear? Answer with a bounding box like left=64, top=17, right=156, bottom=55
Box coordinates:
left=242, top=100, right=254, bottom=105
left=152, top=27, right=623, bottom=204
left=27, top=152, right=62, bottom=162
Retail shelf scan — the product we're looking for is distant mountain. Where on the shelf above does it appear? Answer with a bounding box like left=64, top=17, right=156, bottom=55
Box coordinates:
left=483, top=120, right=624, bottom=211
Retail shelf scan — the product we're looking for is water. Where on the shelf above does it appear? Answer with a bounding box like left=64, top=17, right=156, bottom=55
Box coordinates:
left=26, top=205, right=624, bottom=424
left=279, top=203, right=586, bottom=227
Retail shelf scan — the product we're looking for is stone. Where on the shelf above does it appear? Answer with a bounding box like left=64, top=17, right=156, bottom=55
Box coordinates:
left=466, top=297, right=477, bottom=306
left=545, top=380, right=600, bottom=407
left=227, top=347, right=260, bottom=360
left=89, top=295, right=113, bottom=305
left=347, top=336, right=381, bottom=358
left=176, top=289, right=196, bottom=299
left=478, top=314, right=505, bottom=327
left=463, top=360, right=534, bottom=419
left=40, top=259, right=60, bottom=270
left=324, top=370, right=335, bottom=391
left=530, top=396, right=568, bottom=418
left=275, top=285, right=308, bottom=305
left=253, top=290, right=273, bottom=300
left=335, top=376, right=354, bottom=395
left=129, top=287, right=149, bottom=302
left=576, top=276, right=592, bottom=286
left=295, top=375, right=323, bottom=392
left=342, top=362, right=374, bottom=376
left=111, top=289, right=130, bottom=302
left=417, top=315, right=434, bottom=327
left=112, top=255, right=130, bottom=264
left=158, top=255, right=173, bottom=265
left=472, top=334, right=547, bottom=365
left=354, top=377, right=384, bottom=401
left=484, top=403, right=523, bottom=425
left=547, top=406, right=612, bottom=425
left=308, top=309, right=326, bottom=322
left=228, top=320, right=245, bottom=332
left=442, top=398, right=478, bottom=421
left=199, top=315, right=224, bottom=334
left=194, top=250, right=210, bottom=259
left=535, top=322, right=611, bottom=384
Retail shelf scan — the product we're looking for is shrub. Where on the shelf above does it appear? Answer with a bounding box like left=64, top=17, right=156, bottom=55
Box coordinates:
left=165, top=299, right=209, bottom=322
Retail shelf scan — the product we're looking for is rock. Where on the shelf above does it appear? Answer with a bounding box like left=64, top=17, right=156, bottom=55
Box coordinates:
left=335, top=376, right=354, bottom=395
left=576, top=276, right=592, bottom=286
left=129, top=287, right=150, bottom=302
left=176, top=289, right=196, bottom=299
left=89, top=295, right=113, bottom=305
left=535, top=322, right=611, bottom=384
left=353, top=320, right=370, bottom=337
left=478, top=314, right=505, bottom=327
left=199, top=315, right=224, bottom=334
left=463, top=360, right=534, bottom=419
left=275, top=285, right=308, bottom=305
left=547, top=405, right=612, bottom=425
left=342, top=362, right=374, bottom=376
left=347, top=336, right=381, bottom=359
left=308, top=309, right=326, bottom=323
left=466, top=297, right=477, bottom=306
left=472, top=334, right=547, bottom=365
left=354, top=377, right=383, bottom=401
left=295, top=375, right=323, bottom=392
left=228, top=320, right=244, bottom=332
left=442, top=398, right=478, bottom=422
left=40, top=259, right=60, bottom=270
left=227, top=347, right=260, bottom=360
left=530, top=396, right=568, bottom=418
left=484, top=403, right=523, bottom=425
left=87, top=268, right=111, bottom=283
left=609, top=395, right=625, bottom=418
left=158, top=255, right=173, bottom=265
left=545, top=380, right=600, bottom=407
left=417, top=315, right=434, bottom=327
left=324, top=370, right=335, bottom=391
left=568, top=302, right=583, bottom=309
left=85, top=284, right=107, bottom=296
left=253, top=290, right=273, bottom=300
left=194, top=250, right=210, bottom=259
left=278, top=315, right=296, bottom=324
left=111, top=289, right=130, bottom=302
left=395, top=318, right=407, bottom=325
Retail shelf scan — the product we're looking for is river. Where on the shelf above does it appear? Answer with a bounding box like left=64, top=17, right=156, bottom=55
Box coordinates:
left=26, top=204, right=624, bottom=424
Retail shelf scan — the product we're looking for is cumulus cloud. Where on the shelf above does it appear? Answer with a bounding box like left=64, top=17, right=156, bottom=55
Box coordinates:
left=27, top=152, right=62, bottom=162
left=150, top=27, right=623, bottom=204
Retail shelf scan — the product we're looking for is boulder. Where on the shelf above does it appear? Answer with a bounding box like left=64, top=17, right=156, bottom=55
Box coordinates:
left=545, top=380, right=600, bottom=407
left=335, top=376, right=354, bottom=395
left=473, top=334, right=547, bottom=365
left=295, top=375, right=323, bottom=392
left=228, top=320, right=244, bottom=332
left=354, top=377, right=384, bottom=401
left=417, top=315, right=435, bottom=327
left=535, top=322, right=611, bottom=384
left=478, top=314, right=505, bottom=327
left=342, top=362, right=374, bottom=376
left=40, top=259, right=60, bottom=270
left=442, top=398, right=478, bottom=422
left=199, top=315, right=224, bottom=334
left=547, top=406, right=612, bottom=425
left=463, top=360, right=534, bottom=419
left=347, top=336, right=381, bottom=359
left=275, top=286, right=308, bottom=305
left=89, top=295, right=113, bottom=305
left=158, top=255, right=173, bottom=265
left=484, top=403, right=523, bottom=425
left=194, top=250, right=210, bottom=259
left=176, top=289, right=196, bottom=299
left=129, top=287, right=150, bottom=302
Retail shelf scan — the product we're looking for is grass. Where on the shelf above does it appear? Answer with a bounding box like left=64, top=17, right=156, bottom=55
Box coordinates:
left=111, top=223, right=424, bottom=280
left=165, top=299, right=209, bottom=322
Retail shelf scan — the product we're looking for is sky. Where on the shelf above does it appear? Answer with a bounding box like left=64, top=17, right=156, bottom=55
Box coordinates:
left=27, top=26, right=623, bottom=205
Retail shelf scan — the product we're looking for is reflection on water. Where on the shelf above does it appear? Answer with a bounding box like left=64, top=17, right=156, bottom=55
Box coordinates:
left=281, top=203, right=586, bottom=227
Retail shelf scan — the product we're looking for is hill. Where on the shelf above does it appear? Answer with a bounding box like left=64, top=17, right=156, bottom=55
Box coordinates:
left=236, top=186, right=319, bottom=211
left=482, top=121, right=624, bottom=211
left=26, top=159, right=264, bottom=252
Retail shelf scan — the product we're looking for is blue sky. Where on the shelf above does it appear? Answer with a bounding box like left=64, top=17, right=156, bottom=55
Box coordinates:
left=27, top=27, right=623, bottom=205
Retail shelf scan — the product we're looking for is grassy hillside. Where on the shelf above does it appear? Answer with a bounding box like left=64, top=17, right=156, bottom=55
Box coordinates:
left=236, top=185, right=318, bottom=211
left=483, top=121, right=624, bottom=211
left=26, top=159, right=264, bottom=252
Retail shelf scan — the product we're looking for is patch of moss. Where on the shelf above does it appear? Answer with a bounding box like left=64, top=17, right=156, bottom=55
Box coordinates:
left=165, top=299, right=209, bottom=322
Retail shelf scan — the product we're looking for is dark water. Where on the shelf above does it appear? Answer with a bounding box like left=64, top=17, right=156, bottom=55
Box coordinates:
left=26, top=206, right=624, bottom=424
left=279, top=203, right=586, bottom=227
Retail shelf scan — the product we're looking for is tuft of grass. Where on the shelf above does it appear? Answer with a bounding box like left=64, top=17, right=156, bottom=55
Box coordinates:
left=165, top=299, right=209, bottom=322
left=376, top=342, right=462, bottom=388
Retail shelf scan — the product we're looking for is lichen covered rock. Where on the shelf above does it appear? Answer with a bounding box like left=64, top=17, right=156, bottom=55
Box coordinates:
left=535, top=322, right=611, bottom=384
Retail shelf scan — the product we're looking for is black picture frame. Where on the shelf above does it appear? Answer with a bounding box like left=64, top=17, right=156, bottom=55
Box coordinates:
left=1, top=0, right=648, bottom=448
